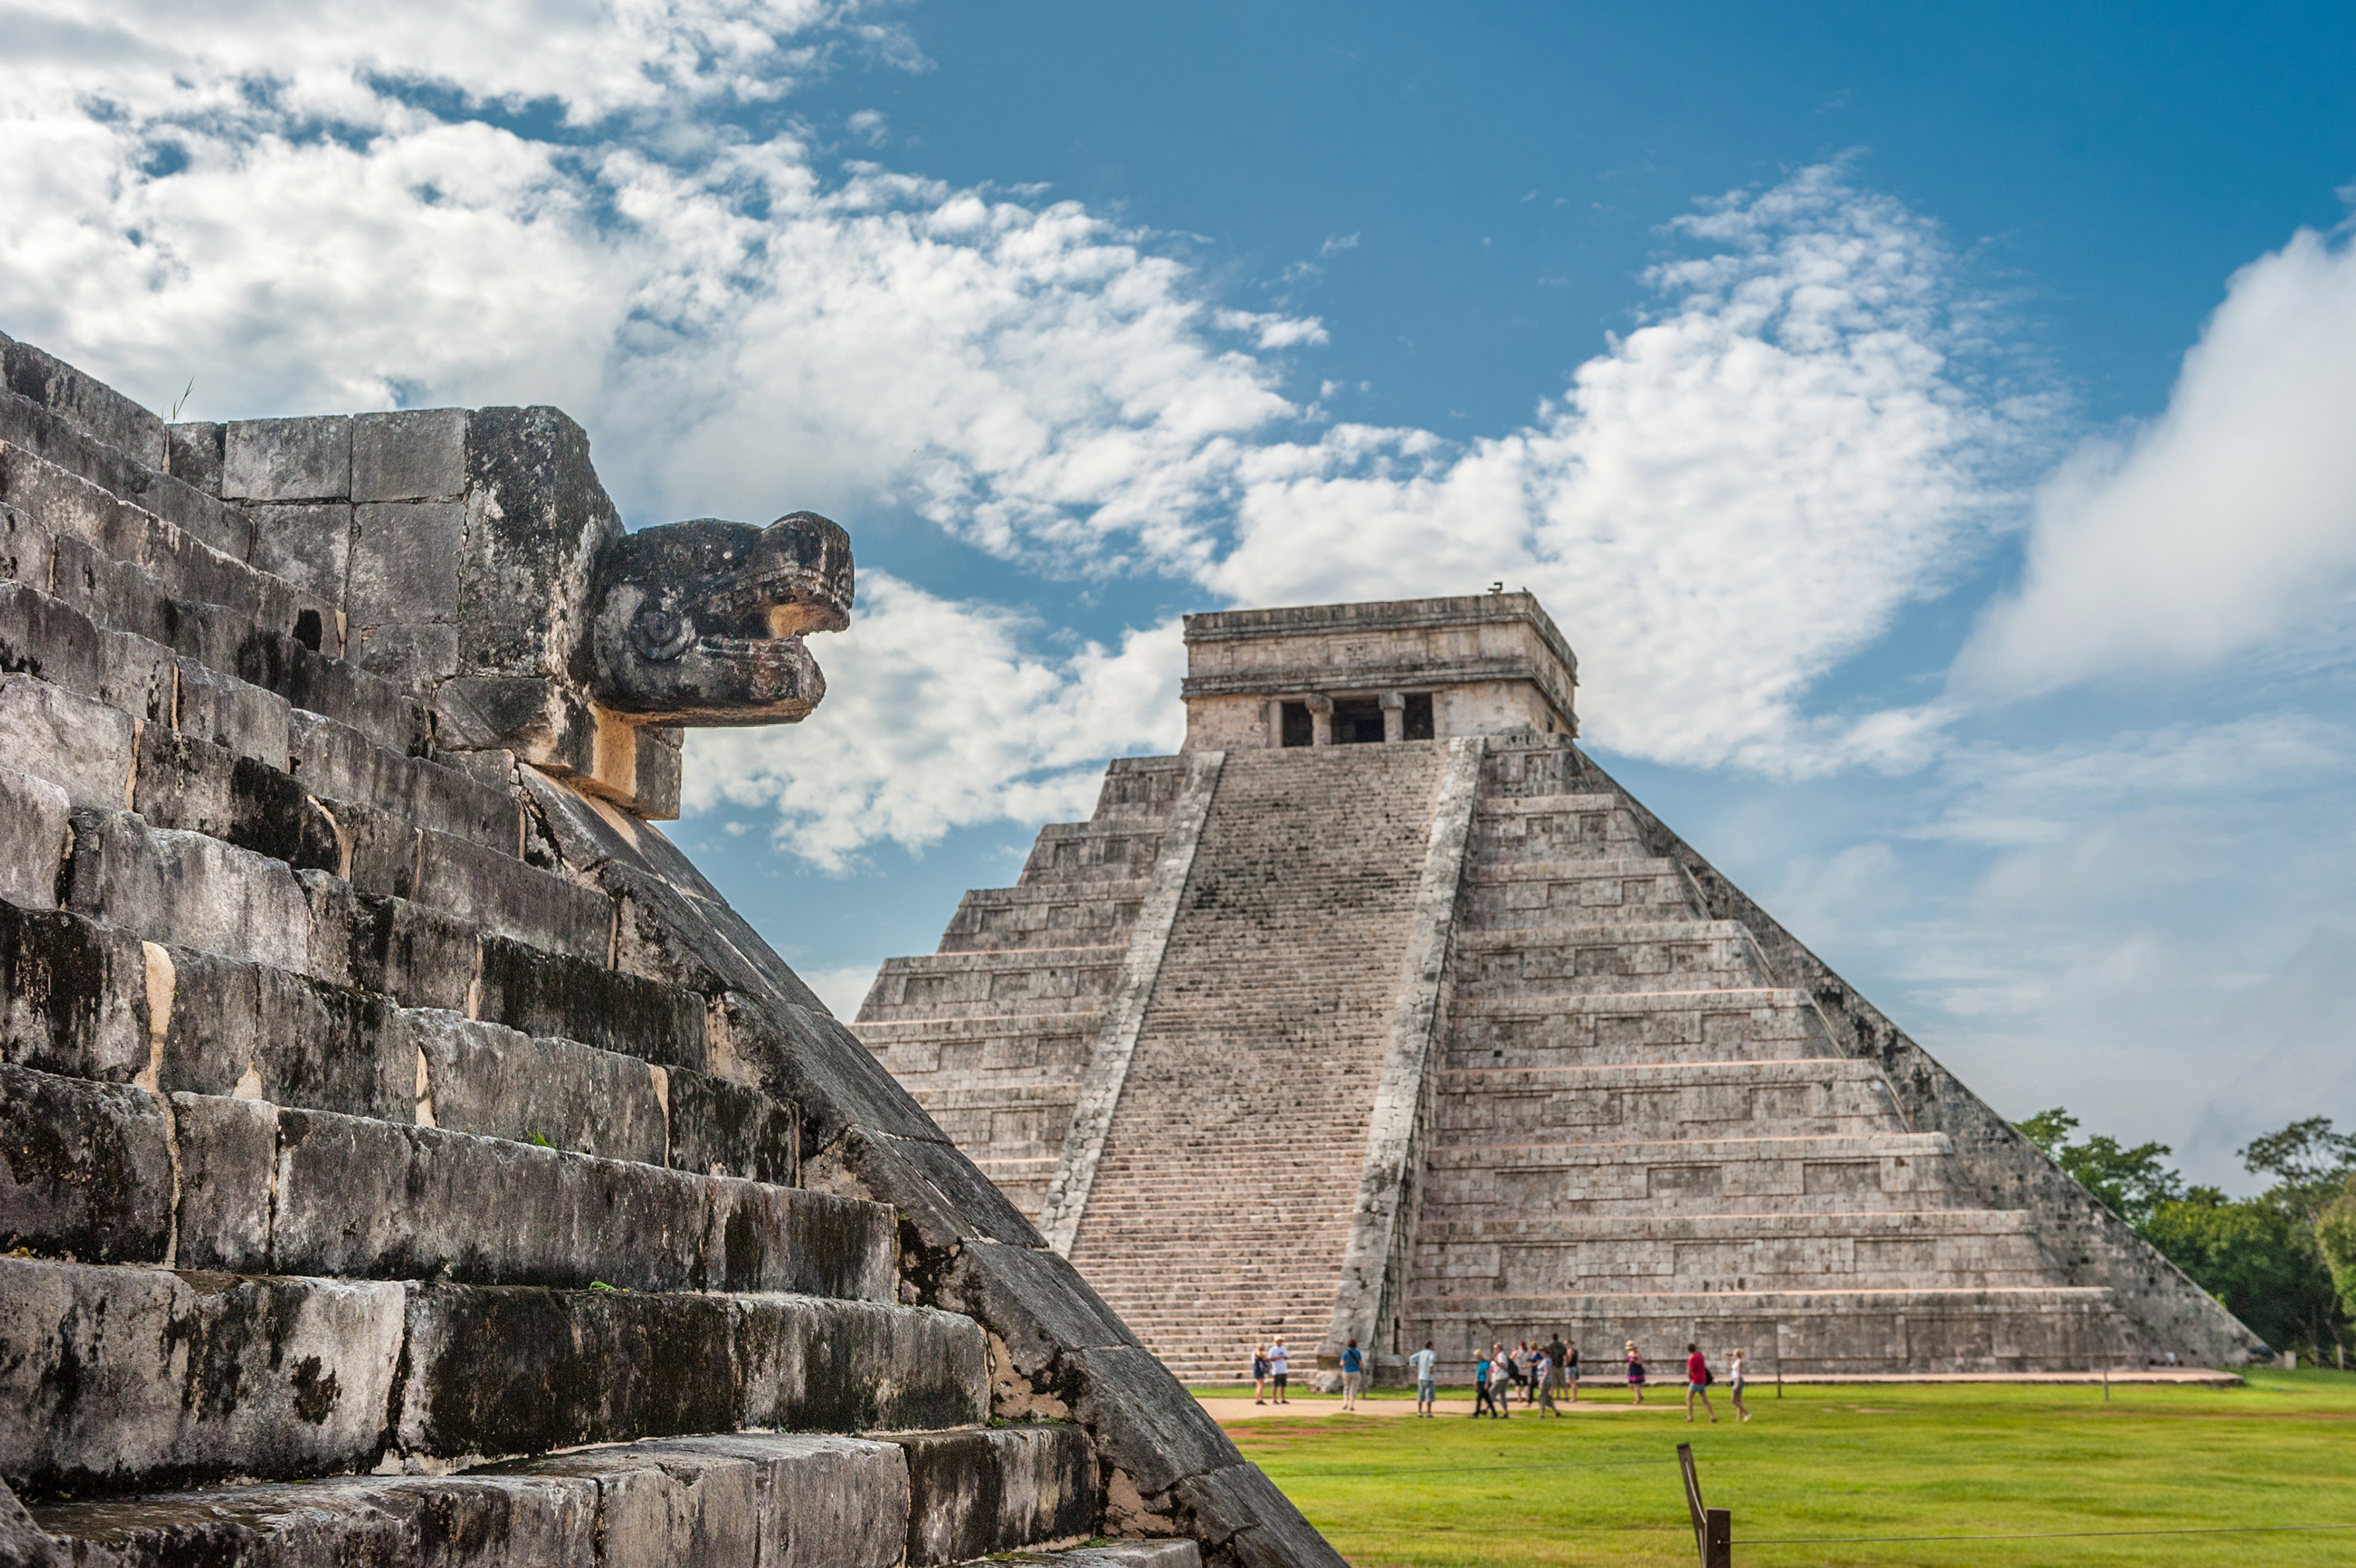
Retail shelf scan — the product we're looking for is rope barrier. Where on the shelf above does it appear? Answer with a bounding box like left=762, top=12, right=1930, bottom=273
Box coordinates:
left=1744, top=1522, right=2356, bottom=1544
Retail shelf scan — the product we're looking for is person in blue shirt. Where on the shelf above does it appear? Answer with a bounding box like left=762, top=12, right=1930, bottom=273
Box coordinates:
left=1340, top=1338, right=1365, bottom=1410
left=1472, top=1352, right=1493, bottom=1418
left=1408, top=1340, right=1439, bottom=1417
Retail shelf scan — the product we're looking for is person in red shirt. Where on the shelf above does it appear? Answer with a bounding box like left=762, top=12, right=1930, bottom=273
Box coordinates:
left=1684, top=1342, right=1718, bottom=1424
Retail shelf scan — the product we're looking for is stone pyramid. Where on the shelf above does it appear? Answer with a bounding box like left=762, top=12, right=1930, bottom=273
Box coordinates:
left=0, top=329, right=1339, bottom=1568
left=859, top=596, right=2260, bottom=1384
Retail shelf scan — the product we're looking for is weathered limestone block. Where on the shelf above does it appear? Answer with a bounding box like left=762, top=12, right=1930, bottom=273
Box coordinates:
left=395, top=1289, right=986, bottom=1458
left=474, top=934, right=707, bottom=1068
left=352, top=409, right=468, bottom=503
left=0, top=500, right=51, bottom=584
left=632, top=1435, right=910, bottom=1568
left=0, top=900, right=150, bottom=1082
left=409, top=830, right=611, bottom=962
left=886, top=1425, right=1098, bottom=1567
left=0, top=765, right=70, bottom=908
left=663, top=1061, right=799, bottom=1185
left=289, top=709, right=517, bottom=851
left=0, top=673, right=133, bottom=810
left=0, top=1257, right=407, bottom=1495
left=247, top=502, right=352, bottom=604
left=32, top=1472, right=599, bottom=1567
left=339, top=891, right=479, bottom=1011
left=132, top=729, right=344, bottom=875
left=520, top=1449, right=759, bottom=1568
left=158, top=947, right=409, bottom=1115
left=347, top=501, right=463, bottom=628
left=1169, top=1466, right=1346, bottom=1568
left=0, top=1063, right=173, bottom=1262
left=406, top=1010, right=667, bottom=1165
left=169, top=1092, right=280, bottom=1270
left=245, top=638, right=430, bottom=758
left=1, top=331, right=168, bottom=470
left=222, top=417, right=351, bottom=504
left=64, top=810, right=313, bottom=973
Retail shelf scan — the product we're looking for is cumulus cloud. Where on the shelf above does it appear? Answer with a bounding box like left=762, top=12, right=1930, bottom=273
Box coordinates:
left=682, top=572, right=1185, bottom=868
left=1957, top=225, right=2356, bottom=696
left=1212, top=164, right=2021, bottom=773
left=1, top=2, right=2036, bottom=856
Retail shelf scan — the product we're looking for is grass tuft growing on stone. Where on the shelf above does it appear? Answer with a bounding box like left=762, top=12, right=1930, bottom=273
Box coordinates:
left=1208, top=1370, right=2356, bottom=1566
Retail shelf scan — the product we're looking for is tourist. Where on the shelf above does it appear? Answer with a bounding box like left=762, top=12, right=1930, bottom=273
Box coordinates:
left=1268, top=1339, right=1290, bottom=1404
left=1251, top=1345, right=1268, bottom=1404
left=1532, top=1346, right=1559, bottom=1416
left=1471, top=1349, right=1493, bottom=1417
left=1410, top=1339, right=1439, bottom=1417
left=1546, top=1331, right=1569, bottom=1403
left=1625, top=1341, right=1647, bottom=1404
left=1729, top=1349, right=1753, bottom=1422
left=1510, top=1341, right=1530, bottom=1404
left=1489, top=1343, right=1513, bottom=1418
left=1563, top=1339, right=1581, bottom=1402
left=1684, top=1342, right=1718, bottom=1424
left=1340, top=1338, right=1364, bottom=1411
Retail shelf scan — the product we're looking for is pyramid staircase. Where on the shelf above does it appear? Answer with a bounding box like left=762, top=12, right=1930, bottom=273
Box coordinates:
left=0, top=331, right=1340, bottom=1567
left=1402, top=735, right=2135, bottom=1378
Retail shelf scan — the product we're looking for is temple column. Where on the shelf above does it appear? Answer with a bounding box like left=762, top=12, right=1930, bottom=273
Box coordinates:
left=1307, top=694, right=1333, bottom=747
left=1379, top=690, right=1406, bottom=743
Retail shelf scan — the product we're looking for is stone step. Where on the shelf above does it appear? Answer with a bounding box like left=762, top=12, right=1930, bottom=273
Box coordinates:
left=0, top=1062, right=880, bottom=1295
left=1018, top=821, right=1167, bottom=886
left=1420, top=1131, right=1971, bottom=1216
left=20, top=1426, right=1134, bottom=1568
left=1447, top=987, right=1834, bottom=1066
left=0, top=407, right=438, bottom=755
left=0, top=893, right=710, bottom=1118
left=1451, top=921, right=1764, bottom=997
left=1462, top=856, right=1698, bottom=927
left=1429, top=1058, right=1907, bottom=1143
left=0, top=1256, right=987, bottom=1496
left=861, top=949, right=1127, bottom=1020
left=1402, top=1286, right=2131, bottom=1379
left=1088, top=753, right=1189, bottom=819
left=937, top=882, right=1152, bottom=953
left=60, top=800, right=612, bottom=971
left=882, top=1425, right=1099, bottom=1565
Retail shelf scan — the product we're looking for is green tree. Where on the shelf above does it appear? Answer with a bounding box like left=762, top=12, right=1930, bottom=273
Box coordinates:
left=2015, top=1108, right=2352, bottom=1356
left=2316, top=1174, right=2356, bottom=1323
left=2013, top=1106, right=2184, bottom=1227
left=2142, top=1187, right=2342, bottom=1356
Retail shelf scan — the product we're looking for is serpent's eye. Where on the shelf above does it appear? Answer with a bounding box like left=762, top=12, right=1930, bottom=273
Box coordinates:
left=628, top=607, right=696, bottom=662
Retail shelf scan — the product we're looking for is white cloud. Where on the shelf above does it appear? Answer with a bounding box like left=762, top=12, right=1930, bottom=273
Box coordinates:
left=683, top=572, right=1185, bottom=869
left=1957, top=225, right=2356, bottom=696
left=1208, top=164, right=2021, bottom=774
left=1319, top=232, right=1359, bottom=256
left=796, top=961, right=883, bottom=1018
left=1, top=5, right=2037, bottom=854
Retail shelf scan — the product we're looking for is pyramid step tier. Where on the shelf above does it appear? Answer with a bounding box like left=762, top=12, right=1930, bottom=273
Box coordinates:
left=20, top=1425, right=1140, bottom=1568
left=1, top=1256, right=987, bottom=1497
left=0, top=1063, right=885, bottom=1297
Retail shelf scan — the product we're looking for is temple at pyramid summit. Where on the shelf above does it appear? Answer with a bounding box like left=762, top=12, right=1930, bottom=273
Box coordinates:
left=857, top=593, right=2263, bottom=1383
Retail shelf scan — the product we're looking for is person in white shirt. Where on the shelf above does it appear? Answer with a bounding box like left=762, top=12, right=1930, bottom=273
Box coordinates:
left=1409, top=1340, right=1439, bottom=1416
left=1268, top=1339, right=1290, bottom=1404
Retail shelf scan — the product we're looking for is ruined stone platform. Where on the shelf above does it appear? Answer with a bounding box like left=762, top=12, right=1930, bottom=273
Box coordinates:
left=0, top=329, right=1341, bottom=1568
left=861, top=594, right=2264, bottom=1386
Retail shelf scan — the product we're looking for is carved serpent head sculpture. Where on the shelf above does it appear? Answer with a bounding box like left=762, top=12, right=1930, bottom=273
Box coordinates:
left=587, top=511, right=854, bottom=725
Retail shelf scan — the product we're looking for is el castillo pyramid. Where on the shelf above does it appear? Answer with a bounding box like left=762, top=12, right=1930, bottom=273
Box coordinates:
left=0, top=329, right=1341, bottom=1568
left=858, top=595, right=2261, bottom=1385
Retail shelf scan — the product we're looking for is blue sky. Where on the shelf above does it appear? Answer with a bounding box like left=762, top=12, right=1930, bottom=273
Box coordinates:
left=4, top=0, right=2353, bottom=1185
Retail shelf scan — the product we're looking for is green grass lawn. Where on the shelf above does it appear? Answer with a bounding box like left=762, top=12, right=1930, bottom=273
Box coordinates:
left=1196, top=1370, right=2356, bottom=1566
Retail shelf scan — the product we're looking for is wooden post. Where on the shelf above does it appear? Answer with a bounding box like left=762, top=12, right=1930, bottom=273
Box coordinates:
left=1678, top=1444, right=1732, bottom=1567
left=2102, top=1367, right=2110, bottom=1402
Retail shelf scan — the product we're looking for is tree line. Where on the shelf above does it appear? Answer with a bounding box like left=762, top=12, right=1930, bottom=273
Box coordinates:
left=2014, top=1109, right=2356, bottom=1361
